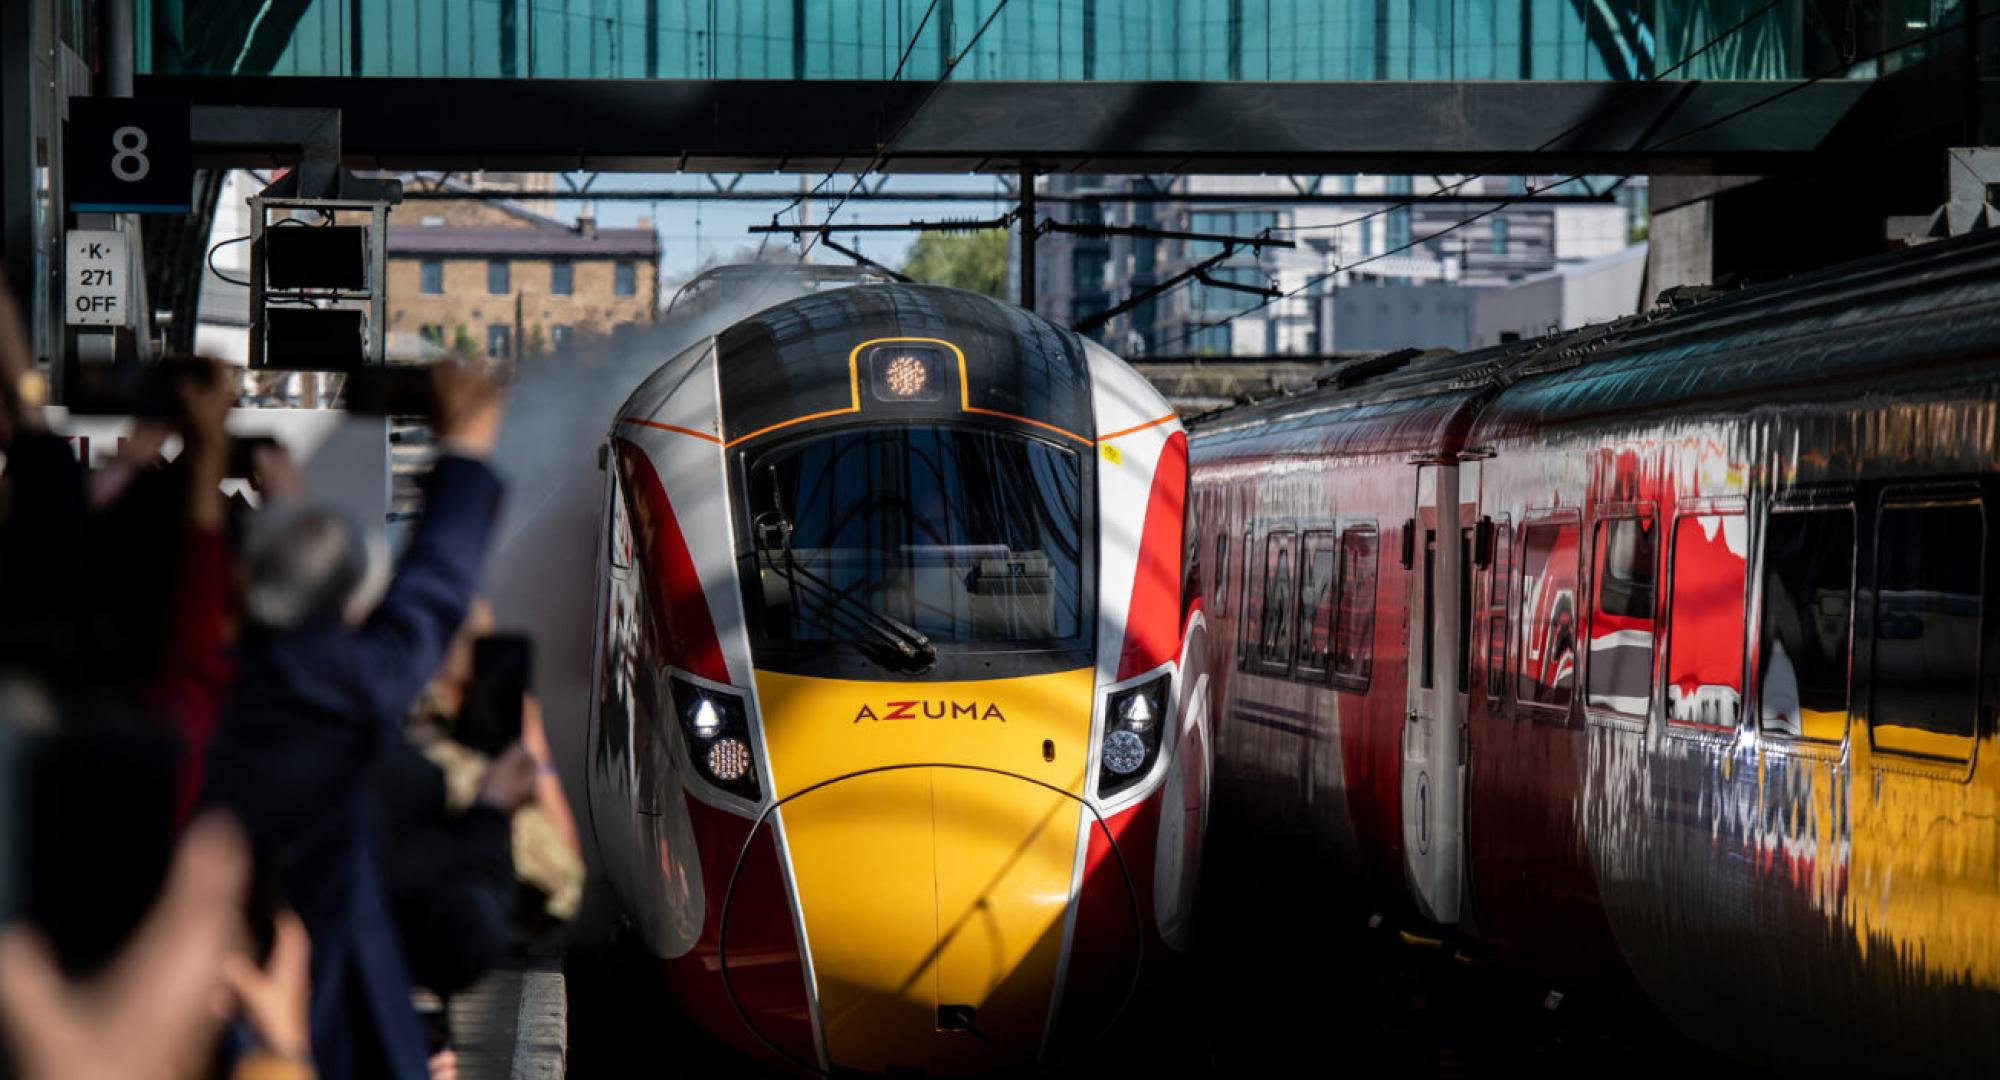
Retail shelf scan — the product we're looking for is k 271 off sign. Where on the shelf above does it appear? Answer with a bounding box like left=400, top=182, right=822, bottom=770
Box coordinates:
left=65, top=230, right=129, bottom=327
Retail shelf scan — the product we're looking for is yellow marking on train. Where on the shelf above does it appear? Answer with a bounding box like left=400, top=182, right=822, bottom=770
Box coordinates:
left=754, top=667, right=1095, bottom=799
left=1100, top=443, right=1123, bottom=465
left=760, top=668, right=1095, bottom=1072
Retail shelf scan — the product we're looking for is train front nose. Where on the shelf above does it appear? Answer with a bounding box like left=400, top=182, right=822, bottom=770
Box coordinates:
left=775, top=766, right=1091, bottom=1075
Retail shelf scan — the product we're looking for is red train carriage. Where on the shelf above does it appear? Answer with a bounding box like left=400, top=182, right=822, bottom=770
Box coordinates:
left=1191, top=229, right=2000, bottom=1076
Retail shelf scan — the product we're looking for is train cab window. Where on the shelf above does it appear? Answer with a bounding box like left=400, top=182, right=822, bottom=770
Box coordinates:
left=1758, top=507, right=1854, bottom=742
left=1517, top=520, right=1581, bottom=714
left=1586, top=516, right=1658, bottom=717
left=1332, top=524, right=1378, bottom=689
left=1870, top=499, right=1984, bottom=760
left=1297, top=531, right=1337, bottom=676
left=1483, top=520, right=1513, bottom=704
left=1665, top=513, right=1747, bottom=731
left=1212, top=533, right=1230, bottom=614
left=1259, top=530, right=1298, bottom=673
left=745, top=425, right=1085, bottom=648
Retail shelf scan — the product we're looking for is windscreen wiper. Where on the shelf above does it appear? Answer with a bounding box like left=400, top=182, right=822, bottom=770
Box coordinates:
left=754, top=509, right=937, bottom=671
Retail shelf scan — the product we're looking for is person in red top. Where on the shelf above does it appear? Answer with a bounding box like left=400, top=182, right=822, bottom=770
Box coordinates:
left=149, top=359, right=237, bottom=822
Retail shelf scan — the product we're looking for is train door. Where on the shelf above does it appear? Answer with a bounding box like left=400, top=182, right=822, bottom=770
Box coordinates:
left=1403, top=461, right=1478, bottom=923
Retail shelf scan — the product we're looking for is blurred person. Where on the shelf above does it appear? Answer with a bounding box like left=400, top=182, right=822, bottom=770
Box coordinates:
left=404, top=604, right=584, bottom=924
left=201, top=364, right=508, bottom=1080
left=148, top=358, right=241, bottom=821
left=222, top=910, right=315, bottom=1080
left=0, top=814, right=322, bottom=1080
left=375, top=723, right=539, bottom=999
left=0, top=285, right=96, bottom=689
left=0, top=813, right=301, bottom=1080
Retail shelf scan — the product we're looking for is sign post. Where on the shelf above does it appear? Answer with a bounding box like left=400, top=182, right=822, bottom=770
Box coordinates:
left=63, top=229, right=128, bottom=327
left=66, top=97, right=192, bottom=214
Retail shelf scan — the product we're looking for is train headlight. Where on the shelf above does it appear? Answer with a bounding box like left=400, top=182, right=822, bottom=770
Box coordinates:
left=868, top=344, right=945, bottom=402
left=669, top=675, right=761, bottom=801
left=1102, top=731, right=1147, bottom=775
left=1098, top=672, right=1172, bottom=798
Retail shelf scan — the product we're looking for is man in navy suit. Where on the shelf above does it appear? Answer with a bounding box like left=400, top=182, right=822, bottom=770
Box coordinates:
left=203, top=366, right=508, bottom=1080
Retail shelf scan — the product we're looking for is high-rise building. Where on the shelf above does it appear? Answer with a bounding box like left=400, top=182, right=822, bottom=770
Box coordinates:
left=1039, top=174, right=1646, bottom=357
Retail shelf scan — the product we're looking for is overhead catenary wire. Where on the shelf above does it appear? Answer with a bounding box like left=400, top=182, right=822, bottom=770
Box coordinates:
left=1264, top=0, right=1790, bottom=239
left=798, top=0, right=1016, bottom=262
left=1161, top=7, right=1983, bottom=352
left=757, top=0, right=946, bottom=258
left=1109, top=1, right=1793, bottom=346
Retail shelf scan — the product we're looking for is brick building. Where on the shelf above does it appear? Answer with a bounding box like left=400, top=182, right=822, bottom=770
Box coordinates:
left=383, top=184, right=658, bottom=360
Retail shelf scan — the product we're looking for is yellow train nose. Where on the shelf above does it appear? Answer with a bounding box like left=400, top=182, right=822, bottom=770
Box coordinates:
left=779, top=766, right=1085, bottom=1075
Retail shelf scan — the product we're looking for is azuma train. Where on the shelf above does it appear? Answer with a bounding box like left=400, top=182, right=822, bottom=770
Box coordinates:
left=1190, top=228, right=2000, bottom=1075
left=583, top=284, right=1210, bottom=1076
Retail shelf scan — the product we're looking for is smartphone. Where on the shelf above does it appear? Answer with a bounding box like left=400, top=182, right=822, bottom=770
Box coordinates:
left=342, top=366, right=436, bottom=416
left=458, top=633, right=532, bottom=756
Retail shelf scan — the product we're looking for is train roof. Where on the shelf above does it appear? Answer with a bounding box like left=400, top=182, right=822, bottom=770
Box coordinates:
left=1190, top=226, right=2000, bottom=457
left=711, top=283, right=1098, bottom=450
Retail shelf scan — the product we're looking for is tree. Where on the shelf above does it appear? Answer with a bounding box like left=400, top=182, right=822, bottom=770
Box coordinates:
left=450, top=324, right=479, bottom=360
left=901, top=230, right=1010, bottom=298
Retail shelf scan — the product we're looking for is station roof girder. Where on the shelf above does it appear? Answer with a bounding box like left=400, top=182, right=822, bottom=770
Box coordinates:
left=143, top=74, right=1897, bottom=177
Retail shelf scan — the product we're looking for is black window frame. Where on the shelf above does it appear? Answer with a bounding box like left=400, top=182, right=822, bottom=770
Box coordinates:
left=419, top=257, right=444, bottom=295
left=1867, top=488, right=1985, bottom=763
left=1753, top=498, right=1857, bottom=746
left=1583, top=505, right=1660, bottom=723
left=1515, top=510, right=1583, bottom=725
left=1257, top=527, right=1299, bottom=676
left=1296, top=529, right=1338, bottom=679
left=551, top=258, right=575, bottom=296
left=614, top=259, right=638, bottom=296
left=486, top=258, right=509, bottom=295
left=1211, top=530, right=1231, bottom=615
left=1237, top=520, right=1256, bottom=670
left=1482, top=516, right=1513, bottom=708
left=1661, top=501, right=1749, bottom=736
left=1330, top=521, right=1379, bottom=693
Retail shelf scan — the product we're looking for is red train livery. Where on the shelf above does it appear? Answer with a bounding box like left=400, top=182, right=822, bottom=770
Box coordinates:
left=1190, top=230, right=2000, bottom=1075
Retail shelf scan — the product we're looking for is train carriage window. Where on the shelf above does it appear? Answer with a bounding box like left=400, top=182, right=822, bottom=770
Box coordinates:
left=1758, top=507, right=1854, bottom=742
left=1517, top=520, right=1581, bottom=713
left=1586, top=515, right=1658, bottom=717
left=1259, top=530, right=1299, bottom=673
left=1457, top=527, right=1475, bottom=694
left=1297, top=531, right=1337, bottom=676
left=1212, top=532, right=1231, bottom=614
left=1484, top=519, right=1513, bottom=704
left=1420, top=529, right=1438, bottom=689
left=1870, top=499, right=1984, bottom=760
left=1666, top=513, right=1747, bottom=731
left=1332, top=525, right=1379, bottom=690
left=1237, top=524, right=1258, bottom=670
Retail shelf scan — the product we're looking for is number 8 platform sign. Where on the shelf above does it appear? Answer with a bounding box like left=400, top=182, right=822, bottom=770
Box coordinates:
left=66, top=97, right=191, bottom=214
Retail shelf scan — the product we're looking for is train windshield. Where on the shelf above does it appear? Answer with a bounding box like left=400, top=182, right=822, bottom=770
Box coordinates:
left=746, top=424, right=1087, bottom=648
